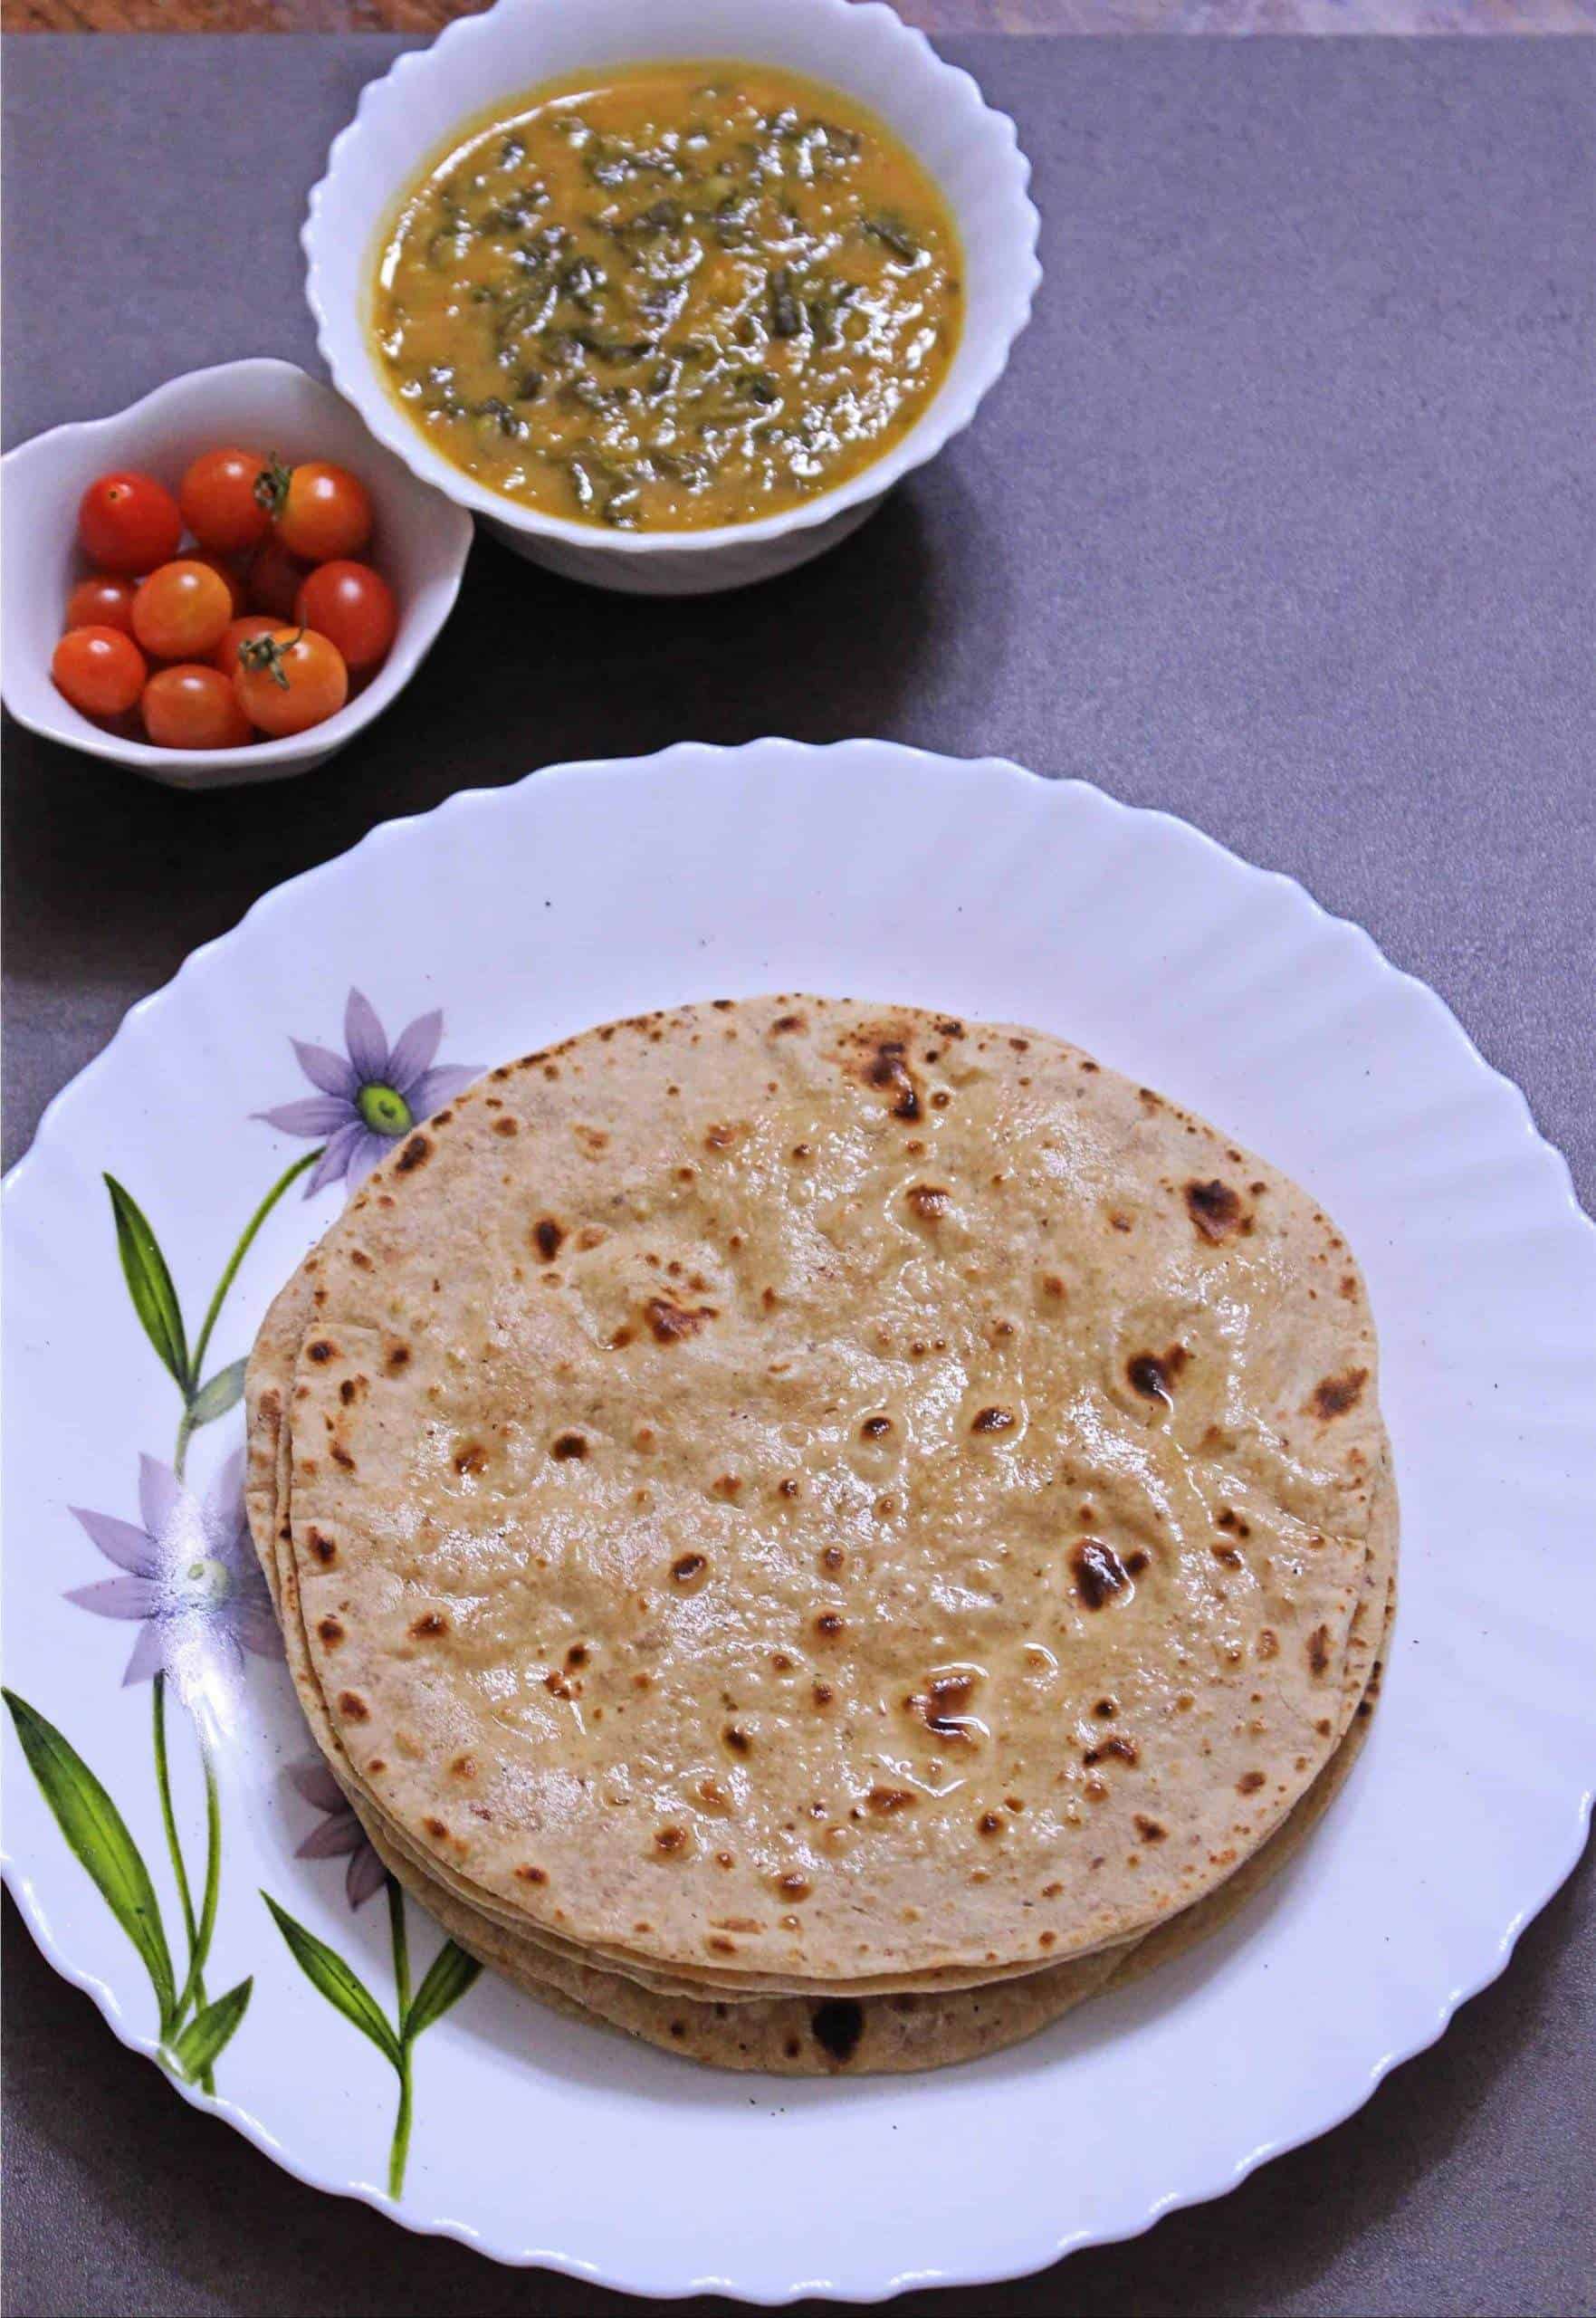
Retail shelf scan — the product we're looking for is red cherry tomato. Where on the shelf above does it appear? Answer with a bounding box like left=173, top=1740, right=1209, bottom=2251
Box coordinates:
left=258, top=457, right=372, bottom=563
left=246, top=533, right=312, bottom=618
left=179, top=447, right=269, bottom=557
left=233, top=626, right=349, bottom=737
left=53, top=626, right=148, bottom=718
left=65, top=575, right=137, bottom=637
left=131, top=560, right=235, bottom=660
left=293, top=560, right=397, bottom=674
left=77, top=471, right=182, bottom=576
left=141, top=664, right=254, bottom=751
left=213, top=614, right=281, bottom=675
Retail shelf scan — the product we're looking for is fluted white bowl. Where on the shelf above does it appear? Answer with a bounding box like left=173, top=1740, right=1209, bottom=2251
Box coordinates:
left=0, top=360, right=473, bottom=790
left=304, top=0, right=1040, bottom=595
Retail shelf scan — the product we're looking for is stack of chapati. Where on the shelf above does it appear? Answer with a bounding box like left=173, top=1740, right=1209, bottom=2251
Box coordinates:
left=246, top=996, right=1394, bottom=2074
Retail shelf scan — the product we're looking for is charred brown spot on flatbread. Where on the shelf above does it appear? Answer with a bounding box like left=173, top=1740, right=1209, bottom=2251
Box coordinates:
left=866, top=1786, right=916, bottom=1815
left=970, top=1405, right=1016, bottom=1434
left=906, top=1670, right=982, bottom=1744
left=1184, top=1179, right=1248, bottom=1241
left=1071, top=1538, right=1130, bottom=1609
left=1127, top=1346, right=1189, bottom=1400
left=1310, top=1367, right=1369, bottom=1419
left=855, top=1032, right=922, bottom=1122
left=905, top=1183, right=949, bottom=1220
left=810, top=1999, right=865, bottom=2063
left=645, top=1296, right=718, bottom=1343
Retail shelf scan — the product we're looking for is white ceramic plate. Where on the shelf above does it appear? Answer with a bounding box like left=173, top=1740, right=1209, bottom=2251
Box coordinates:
left=5, top=742, right=1593, bottom=2304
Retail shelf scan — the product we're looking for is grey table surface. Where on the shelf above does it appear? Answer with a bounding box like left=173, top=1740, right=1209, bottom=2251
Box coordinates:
left=3, top=33, right=1593, bottom=2318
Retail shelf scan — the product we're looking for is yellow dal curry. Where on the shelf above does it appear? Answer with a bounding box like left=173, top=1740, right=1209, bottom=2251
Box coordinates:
left=373, top=62, right=962, bottom=531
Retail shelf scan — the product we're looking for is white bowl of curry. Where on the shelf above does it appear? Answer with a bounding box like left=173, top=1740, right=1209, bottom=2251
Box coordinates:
left=304, top=0, right=1039, bottom=595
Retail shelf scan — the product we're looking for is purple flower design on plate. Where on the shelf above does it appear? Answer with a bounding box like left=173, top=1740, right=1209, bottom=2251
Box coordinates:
left=286, top=1757, right=386, bottom=1911
left=255, top=989, right=480, bottom=1198
left=66, top=1450, right=282, bottom=1720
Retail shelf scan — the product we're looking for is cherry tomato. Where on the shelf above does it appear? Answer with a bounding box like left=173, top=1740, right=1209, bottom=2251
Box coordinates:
left=78, top=471, right=182, bottom=575
left=179, top=447, right=269, bottom=556
left=246, top=533, right=312, bottom=618
left=53, top=626, right=148, bottom=718
left=258, top=457, right=372, bottom=562
left=131, top=560, right=234, bottom=660
left=183, top=549, right=248, bottom=618
left=233, top=626, right=349, bottom=737
left=141, top=663, right=254, bottom=751
left=65, top=575, right=137, bottom=636
left=213, top=614, right=281, bottom=675
left=293, top=560, right=397, bottom=674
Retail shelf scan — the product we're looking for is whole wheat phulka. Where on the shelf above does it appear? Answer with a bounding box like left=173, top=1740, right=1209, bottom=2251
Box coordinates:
left=253, top=1259, right=1391, bottom=2014
left=356, top=1577, right=1391, bottom=2073
left=260, top=996, right=1391, bottom=1996
left=252, top=1255, right=1392, bottom=2070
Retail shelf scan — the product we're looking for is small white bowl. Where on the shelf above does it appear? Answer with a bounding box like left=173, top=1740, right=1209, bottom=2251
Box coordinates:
left=0, top=359, right=473, bottom=790
left=304, top=0, right=1040, bottom=597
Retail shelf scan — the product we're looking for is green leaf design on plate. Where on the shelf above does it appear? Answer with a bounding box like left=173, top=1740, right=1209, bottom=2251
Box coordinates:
left=263, top=1892, right=403, bottom=2070
left=172, top=1976, right=253, bottom=2079
left=104, top=1175, right=189, bottom=1390
left=405, top=1939, right=483, bottom=2042
left=186, top=1358, right=247, bottom=1429
left=5, top=1690, right=177, bottom=2038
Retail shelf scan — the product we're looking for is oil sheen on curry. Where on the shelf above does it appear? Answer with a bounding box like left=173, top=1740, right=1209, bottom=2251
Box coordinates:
left=372, top=62, right=962, bottom=531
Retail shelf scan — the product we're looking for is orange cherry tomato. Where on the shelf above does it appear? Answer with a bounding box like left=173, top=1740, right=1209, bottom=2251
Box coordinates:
left=141, top=663, right=254, bottom=750
left=293, top=560, right=397, bottom=674
left=246, top=533, right=312, bottom=618
left=182, top=549, right=247, bottom=618
left=213, top=614, right=281, bottom=675
left=258, top=457, right=372, bottom=563
left=65, top=575, right=137, bottom=637
left=53, top=626, right=148, bottom=718
left=131, top=560, right=235, bottom=661
left=77, top=471, right=182, bottom=575
left=179, top=447, right=270, bottom=556
left=233, top=626, right=349, bottom=737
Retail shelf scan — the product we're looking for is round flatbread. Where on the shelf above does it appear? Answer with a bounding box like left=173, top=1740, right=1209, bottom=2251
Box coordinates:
left=260, top=996, right=1391, bottom=1991
left=253, top=1274, right=1391, bottom=2070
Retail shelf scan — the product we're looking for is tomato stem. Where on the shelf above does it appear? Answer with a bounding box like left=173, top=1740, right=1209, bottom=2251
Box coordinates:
left=235, top=625, right=304, bottom=691
left=253, top=454, right=292, bottom=520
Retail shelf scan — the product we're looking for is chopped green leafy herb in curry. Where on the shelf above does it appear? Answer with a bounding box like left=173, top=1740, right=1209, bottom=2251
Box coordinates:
left=372, top=62, right=962, bottom=531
